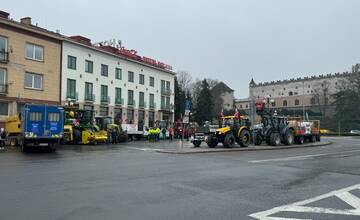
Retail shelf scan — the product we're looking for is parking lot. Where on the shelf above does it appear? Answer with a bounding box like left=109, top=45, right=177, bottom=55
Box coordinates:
left=0, top=137, right=359, bottom=220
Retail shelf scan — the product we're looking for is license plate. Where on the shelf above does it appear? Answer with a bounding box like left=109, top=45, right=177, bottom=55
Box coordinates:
left=39, top=143, right=48, bottom=146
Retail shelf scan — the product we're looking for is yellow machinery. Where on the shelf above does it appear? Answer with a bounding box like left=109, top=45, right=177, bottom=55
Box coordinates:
left=206, top=116, right=251, bottom=148
left=4, top=115, right=22, bottom=146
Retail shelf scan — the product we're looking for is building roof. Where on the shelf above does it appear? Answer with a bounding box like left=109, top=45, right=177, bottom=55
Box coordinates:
left=211, top=81, right=234, bottom=93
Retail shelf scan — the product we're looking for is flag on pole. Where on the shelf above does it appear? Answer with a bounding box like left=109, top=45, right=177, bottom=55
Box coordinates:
left=234, top=108, right=241, bottom=118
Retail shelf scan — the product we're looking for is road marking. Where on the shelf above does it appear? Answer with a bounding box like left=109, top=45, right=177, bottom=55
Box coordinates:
left=249, top=184, right=360, bottom=220
left=126, top=147, right=162, bottom=152
left=248, top=149, right=360, bottom=163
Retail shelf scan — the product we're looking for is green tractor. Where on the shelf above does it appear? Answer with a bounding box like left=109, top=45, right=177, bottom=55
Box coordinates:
left=95, top=116, right=127, bottom=143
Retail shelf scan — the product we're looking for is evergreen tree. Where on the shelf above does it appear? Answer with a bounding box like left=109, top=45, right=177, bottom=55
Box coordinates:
left=194, top=79, right=213, bottom=124
left=174, top=77, right=186, bottom=120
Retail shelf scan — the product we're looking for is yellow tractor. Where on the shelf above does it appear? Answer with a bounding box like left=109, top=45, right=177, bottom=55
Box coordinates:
left=206, top=116, right=251, bottom=148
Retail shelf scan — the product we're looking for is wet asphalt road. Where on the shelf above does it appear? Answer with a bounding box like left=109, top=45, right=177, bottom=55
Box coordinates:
left=0, top=137, right=359, bottom=220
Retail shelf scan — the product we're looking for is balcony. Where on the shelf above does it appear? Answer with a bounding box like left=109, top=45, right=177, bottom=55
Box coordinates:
left=128, top=99, right=136, bottom=107
left=84, top=94, right=95, bottom=102
left=66, top=92, right=78, bottom=101
left=161, top=88, right=172, bottom=96
left=0, top=51, right=9, bottom=63
left=0, top=84, right=8, bottom=94
left=139, top=101, right=147, bottom=109
left=160, top=103, right=171, bottom=111
left=115, top=97, right=124, bottom=105
left=149, top=102, right=156, bottom=109
left=101, top=96, right=110, bottom=104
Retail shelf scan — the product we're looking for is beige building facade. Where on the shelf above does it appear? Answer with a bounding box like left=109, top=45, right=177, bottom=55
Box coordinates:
left=0, top=11, right=62, bottom=128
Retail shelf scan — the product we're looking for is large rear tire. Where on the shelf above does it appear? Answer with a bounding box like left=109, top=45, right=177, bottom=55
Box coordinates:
left=193, top=140, right=201, bottom=148
left=283, top=129, right=294, bottom=145
left=206, top=134, right=218, bottom=148
left=270, top=133, right=281, bottom=146
left=238, top=130, right=251, bottom=147
left=223, top=133, right=236, bottom=148
left=253, top=133, right=262, bottom=145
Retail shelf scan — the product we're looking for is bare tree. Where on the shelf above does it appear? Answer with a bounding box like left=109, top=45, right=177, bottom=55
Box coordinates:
left=176, top=70, right=193, bottom=93
left=312, top=80, right=331, bottom=118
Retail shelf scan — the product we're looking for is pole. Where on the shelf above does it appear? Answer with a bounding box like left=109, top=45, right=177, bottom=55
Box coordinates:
left=338, top=120, right=341, bottom=137
left=302, top=81, right=305, bottom=120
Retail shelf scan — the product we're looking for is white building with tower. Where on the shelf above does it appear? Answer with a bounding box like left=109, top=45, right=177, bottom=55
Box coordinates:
left=61, top=36, right=175, bottom=128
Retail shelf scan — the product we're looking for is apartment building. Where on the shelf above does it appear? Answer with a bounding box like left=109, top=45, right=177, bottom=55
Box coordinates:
left=0, top=11, right=62, bottom=128
left=61, top=36, right=175, bottom=128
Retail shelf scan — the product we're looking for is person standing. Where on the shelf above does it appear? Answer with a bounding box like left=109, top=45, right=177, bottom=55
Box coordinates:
left=168, top=126, right=173, bottom=141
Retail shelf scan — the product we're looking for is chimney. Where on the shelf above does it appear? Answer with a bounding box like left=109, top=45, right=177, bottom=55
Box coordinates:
left=20, top=17, right=32, bottom=25
left=0, top=10, right=9, bottom=19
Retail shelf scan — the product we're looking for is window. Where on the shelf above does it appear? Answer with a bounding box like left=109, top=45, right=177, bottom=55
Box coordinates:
left=311, top=97, right=316, bottom=105
left=0, top=36, right=8, bottom=61
left=66, top=79, right=76, bottom=99
left=25, top=72, right=42, bottom=90
left=245, top=104, right=248, bottom=108
left=26, top=43, right=43, bottom=61
left=0, top=102, right=8, bottom=115
left=85, top=60, right=93, bottom=73
left=283, top=100, right=288, bottom=107
left=128, top=71, right=134, bottom=82
left=149, top=93, right=155, bottom=108
left=115, top=88, right=122, bottom=104
left=149, top=76, right=154, bottom=87
left=101, top=64, right=108, bottom=76
left=149, top=111, right=155, bottom=127
left=85, top=82, right=93, bottom=101
left=115, top=68, right=122, bottom=80
left=289, top=91, right=293, bottom=96
left=271, top=102, right=276, bottom=107
left=240, top=105, right=243, bottom=109
left=99, top=106, right=109, bottom=116
left=114, top=108, right=122, bottom=125
left=139, top=92, right=145, bottom=107
left=139, top=74, right=145, bottom=85
left=101, top=85, right=108, bottom=102
left=161, top=80, right=165, bottom=91
left=0, top=68, right=6, bottom=93
left=161, top=96, right=165, bottom=108
left=67, top=55, right=77, bottom=69
left=128, top=90, right=134, bottom=105
left=295, top=99, right=300, bottom=106
left=48, top=113, right=60, bottom=122
left=30, top=112, right=42, bottom=121
left=166, top=81, right=170, bottom=91
left=166, top=96, right=170, bottom=109
left=127, top=109, right=134, bottom=123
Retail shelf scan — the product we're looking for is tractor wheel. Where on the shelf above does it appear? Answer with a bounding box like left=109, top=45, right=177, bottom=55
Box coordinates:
left=206, top=134, right=218, bottom=148
left=223, top=133, right=236, bottom=148
left=283, top=129, right=294, bottom=145
left=238, top=130, right=251, bottom=147
left=270, top=133, right=281, bottom=146
left=253, top=133, right=262, bottom=145
left=192, top=140, right=201, bottom=148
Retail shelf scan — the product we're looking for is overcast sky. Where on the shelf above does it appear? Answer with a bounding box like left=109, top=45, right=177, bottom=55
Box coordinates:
left=3, top=0, right=360, bottom=98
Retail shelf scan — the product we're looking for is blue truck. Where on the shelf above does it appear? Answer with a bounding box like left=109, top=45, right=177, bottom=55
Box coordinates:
left=5, top=104, right=65, bottom=151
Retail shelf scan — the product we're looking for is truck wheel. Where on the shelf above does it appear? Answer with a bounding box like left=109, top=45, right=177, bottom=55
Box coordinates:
left=296, top=136, right=304, bottom=145
left=193, top=140, right=201, bottom=148
left=223, top=133, right=235, bottom=148
left=238, top=130, right=250, bottom=147
left=253, top=133, right=262, bottom=145
left=283, top=130, right=294, bottom=145
left=270, top=133, right=281, bottom=146
left=206, top=134, right=218, bottom=148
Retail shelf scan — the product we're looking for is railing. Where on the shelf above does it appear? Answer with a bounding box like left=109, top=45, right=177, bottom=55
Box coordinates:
left=161, top=88, right=172, bottom=96
left=84, top=94, right=95, bottom=102
left=149, top=102, right=156, bottom=109
left=139, top=101, right=147, bottom=108
left=101, top=96, right=110, bottom=104
left=0, top=84, right=8, bottom=94
left=0, top=51, right=9, bottom=62
left=128, top=99, right=136, bottom=107
left=115, top=97, right=124, bottom=105
left=66, top=92, right=78, bottom=101
left=160, top=103, right=171, bottom=111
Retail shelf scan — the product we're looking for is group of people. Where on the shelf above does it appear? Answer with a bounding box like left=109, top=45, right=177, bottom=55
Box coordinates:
left=146, top=125, right=177, bottom=142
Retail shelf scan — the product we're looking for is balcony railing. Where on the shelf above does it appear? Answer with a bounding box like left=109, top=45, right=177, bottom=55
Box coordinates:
left=160, top=103, right=171, bottom=111
left=115, top=97, right=124, bottom=105
left=0, top=51, right=9, bottom=63
left=149, top=102, right=156, bottom=109
left=66, top=92, right=78, bottom=101
left=161, top=88, right=172, bottom=96
left=0, top=84, right=8, bottom=94
left=84, top=94, right=95, bottom=102
left=101, top=96, right=110, bottom=104
left=139, top=101, right=147, bottom=108
left=128, top=99, right=136, bottom=107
